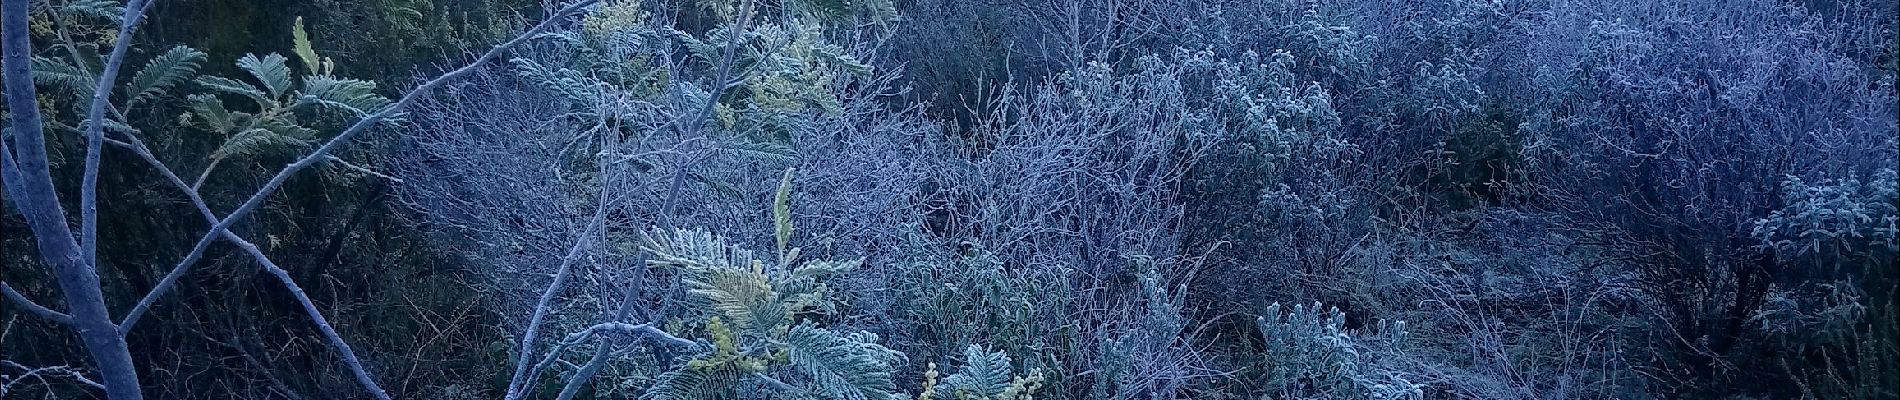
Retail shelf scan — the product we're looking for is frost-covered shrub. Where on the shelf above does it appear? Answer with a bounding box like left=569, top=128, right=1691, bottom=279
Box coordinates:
left=871, top=54, right=1211, bottom=398
left=631, top=225, right=908, bottom=400
left=919, top=344, right=1046, bottom=400
left=1753, top=169, right=1900, bottom=268
left=1512, top=0, right=1899, bottom=395
left=394, top=0, right=930, bottom=396
left=1087, top=262, right=1201, bottom=398
left=371, top=0, right=1894, bottom=399
left=1365, top=210, right=1655, bottom=399
left=1740, top=276, right=1897, bottom=398
left=1176, top=45, right=1383, bottom=323
left=1255, top=302, right=1421, bottom=400
left=880, top=244, right=1074, bottom=380
left=1745, top=169, right=1899, bottom=399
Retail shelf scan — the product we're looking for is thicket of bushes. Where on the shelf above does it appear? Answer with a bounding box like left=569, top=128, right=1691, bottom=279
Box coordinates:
left=2, top=0, right=1894, bottom=398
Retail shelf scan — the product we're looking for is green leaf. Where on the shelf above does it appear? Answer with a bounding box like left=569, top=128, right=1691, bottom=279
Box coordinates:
left=292, top=17, right=322, bottom=75
left=195, top=75, right=271, bottom=107
left=212, top=128, right=305, bottom=160
left=791, top=0, right=894, bottom=24
left=126, top=46, right=207, bottom=108
left=508, top=57, right=598, bottom=111
left=299, top=76, right=390, bottom=115
left=59, top=0, right=124, bottom=23
left=783, top=323, right=905, bottom=400
left=687, top=266, right=784, bottom=335
left=673, top=28, right=727, bottom=65
left=938, top=344, right=1014, bottom=398
left=774, top=167, right=796, bottom=261
left=639, top=228, right=757, bottom=272
left=792, top=258, right=862, bottom=280
left=643, top=365, right=741, bottom=400
left=186, top=94, right=236, bottom=133
left=810, top=40, right=872, bottom=77
left=30, top=57, right=95, bottom=96
left=236, top=53, right=293, bottom=98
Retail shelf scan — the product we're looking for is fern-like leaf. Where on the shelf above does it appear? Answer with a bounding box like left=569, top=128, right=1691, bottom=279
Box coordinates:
left=673, top=27, right=738, bottom=66
left=509, top=57, right=598, bottom=111
left=186, top=94, right=237, bottom=133
left=212, top=128, right=305, bottom=160
left=292, top=17, right=322, bottom=75
left=783, top=323, right=905, bottom=400
left=686, top=266, right=785, bottom=335
left=774, top=167, right=796, bottom=261
left=793, top=0, right=894, bottom=24
left=809, top=37, right=872, bottom=77
left=299, top=76, right=390, bottom=115
left=938, top=344, right=1014, bottom=398
left=236, top=53, right=293, bottom=98
left=792, top=258, right=861, bottom=280
left=31, top=57, right=95, bottom=95
left=640, top=228, right=756, bottom=271
left=59, top=0, right=124, bottom=22
left=644, top=365, right=742, bottom=400
left=196, top=75, right=272, bottom=107
left=126, top=46, right=207, bottom=107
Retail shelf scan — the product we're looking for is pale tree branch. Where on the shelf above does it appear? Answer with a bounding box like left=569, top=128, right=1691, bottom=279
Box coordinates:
left=74, top=51, right=414, bottom=400
left=0, top=282, right=73, bottom=325
left=323, top=155, right=404, bottom=183
left=1, top=0, right=146, bottom=396
left=552, top=280, right=649, bottom=400
left=502, top=207, right=610, bottom=400
left=79, top=2, right=602, bottom=399
left=1, top=360, right=107, bottom=397
left=78, top=0, right=160, bottom=276
left=119, top=0, right=605, bottom=336
left=527, top=319, right=703, bottom=400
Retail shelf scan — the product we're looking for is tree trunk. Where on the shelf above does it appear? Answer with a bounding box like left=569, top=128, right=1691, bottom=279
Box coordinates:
left=2, top=0, right=144, bottom=397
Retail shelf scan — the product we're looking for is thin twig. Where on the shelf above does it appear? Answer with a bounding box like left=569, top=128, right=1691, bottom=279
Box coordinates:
left=0, top=282, right=73, bottom=325
left=118, top=0, right=604, bottom=336
left=105, top=2, right=604, bottom=399
left=502, top=207, right=610, bottom=400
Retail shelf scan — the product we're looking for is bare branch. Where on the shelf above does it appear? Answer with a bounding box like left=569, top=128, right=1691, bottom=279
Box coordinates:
left=552, top=280, right=651, bottom=400
left=1, top=360, right=106, bottom=396
left=86, top=3, right=604, bottom=399
left=78, top=0, right=161, bottom=276
left=323, top=155, right=404, bottom=183
left=0, top=282, right=72, bottom=325
left=502, top=210, right=609, bottom=400
left=1, top=0, right=145, bottom=397
left=119, top=0, right=604, bottom=334
left=230, top=237, right=389, bottom=400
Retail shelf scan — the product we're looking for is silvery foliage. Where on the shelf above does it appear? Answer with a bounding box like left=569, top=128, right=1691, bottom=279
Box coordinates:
left=1256, top=302, right=1419, bottom=400
left=1502, top=0, right=1895, bottom=395
left=393, top=1, right=928, bottom=394
left=1745, top=168, right=1897, bottom=396
left=1753, top=169, right=1900, bottom=262
left=397, top=28, right=1216, bottom=397
left=385, top=0, right=1899, bottom=397
left=1181, top=0, right=1894, bottom=396
left=878, top=244, right=1074, bottom=379
left=889, top=54, right=1213, bottom=397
